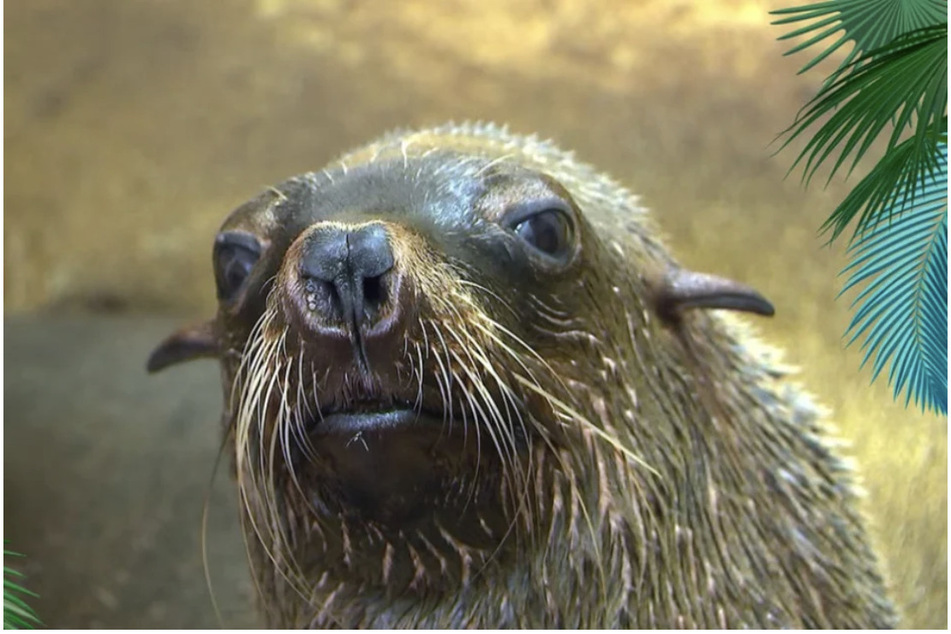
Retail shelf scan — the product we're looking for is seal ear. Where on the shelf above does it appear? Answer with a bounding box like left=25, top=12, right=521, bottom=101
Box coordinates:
left=146, top=320, right=218, bottom=373
left=652, top=268, right=775, bottom=323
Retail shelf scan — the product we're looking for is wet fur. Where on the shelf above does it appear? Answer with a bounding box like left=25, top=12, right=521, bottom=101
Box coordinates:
left=183, top=123, right=895, bottom=627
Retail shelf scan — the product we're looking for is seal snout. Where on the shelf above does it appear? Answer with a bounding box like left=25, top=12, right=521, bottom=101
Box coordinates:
left=299, top=223, right=395, bottom=327
left=287, top=221, right=407, bottom=368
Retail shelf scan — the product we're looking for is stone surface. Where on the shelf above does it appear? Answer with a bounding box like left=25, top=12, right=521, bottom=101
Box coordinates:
left=4, top=316, right=260, bottom=628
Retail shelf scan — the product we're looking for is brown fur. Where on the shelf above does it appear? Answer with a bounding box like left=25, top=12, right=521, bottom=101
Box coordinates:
left=151, top=123, right=897, bottom=628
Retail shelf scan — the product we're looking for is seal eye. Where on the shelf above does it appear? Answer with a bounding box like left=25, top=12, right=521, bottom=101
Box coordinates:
left=511, top=207, right=573, bottom=260
left=214, top=231, right=262, bottom=301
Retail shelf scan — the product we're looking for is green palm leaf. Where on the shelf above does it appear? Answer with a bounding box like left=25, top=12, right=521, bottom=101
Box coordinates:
left=4, top=549, right=41, bottom=629
left=839, top=143, right=947, bottom=414
left=820, top=122, right=947, bottom=242
left=772, top=0, right=946, bottom=77
left=779, top=24, right=947, bottom=236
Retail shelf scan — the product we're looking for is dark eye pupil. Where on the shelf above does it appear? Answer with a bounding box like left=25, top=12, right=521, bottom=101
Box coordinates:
left=514, top=210, right=569, bottom=256
left=215, top=235, right=261, bottom=300
left=222, top=247, right=254, bottom=290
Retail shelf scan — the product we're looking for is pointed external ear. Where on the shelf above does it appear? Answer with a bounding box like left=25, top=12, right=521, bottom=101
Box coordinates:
left=653, top=268, right=775, bottom=323
left=146, top=320, right=218, bottom=373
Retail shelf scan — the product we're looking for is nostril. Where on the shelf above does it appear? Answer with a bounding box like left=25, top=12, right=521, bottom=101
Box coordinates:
left=363, top=274, right=386, bottom=308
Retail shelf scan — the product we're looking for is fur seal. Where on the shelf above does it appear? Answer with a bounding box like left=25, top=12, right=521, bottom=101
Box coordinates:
left=149, top=123, right=897, bottom=628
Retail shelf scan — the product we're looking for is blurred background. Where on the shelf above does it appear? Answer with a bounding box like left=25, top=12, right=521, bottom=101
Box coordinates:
left=4, top=0, right=946, bottom=628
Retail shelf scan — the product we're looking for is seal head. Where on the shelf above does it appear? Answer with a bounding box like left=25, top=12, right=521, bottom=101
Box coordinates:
left=149, top=123, right=895, bottom=628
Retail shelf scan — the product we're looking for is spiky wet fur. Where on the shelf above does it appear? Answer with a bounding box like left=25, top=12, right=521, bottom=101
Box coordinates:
left=219, top=123, right=896, bottom=628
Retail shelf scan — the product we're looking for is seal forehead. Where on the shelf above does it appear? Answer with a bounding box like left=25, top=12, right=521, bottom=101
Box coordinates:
left=220, top=121, right=660, bottom=268
left=338, top=123, right=574, bottom=181
left=277, top=154, right=490, bottom=236
left=333, top=123, right=665, bottom=261
left=231, top=141, right=577, bottom=247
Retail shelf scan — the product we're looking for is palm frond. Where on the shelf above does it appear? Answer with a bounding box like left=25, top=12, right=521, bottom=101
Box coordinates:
left=839, top=143, right=947, bottom=414
left=820, top=121, right=946, bottom=242
left=780, top=25, right=947, bottom=193
left=771, top=0, right=946, bottom=77
left=4, top=549, right=41, bottom=630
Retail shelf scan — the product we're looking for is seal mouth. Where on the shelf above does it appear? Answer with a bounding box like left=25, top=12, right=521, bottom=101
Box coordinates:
left=300, top=401, right=482, bottom=525
left=313, top=407, right=445, bottom=437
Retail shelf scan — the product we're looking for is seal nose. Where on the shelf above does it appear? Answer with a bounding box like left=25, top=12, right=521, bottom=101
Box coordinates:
left=298, top=223, right=397, bottom=348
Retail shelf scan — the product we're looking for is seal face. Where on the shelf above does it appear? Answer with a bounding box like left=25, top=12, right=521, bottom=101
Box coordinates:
left=149, top=123, right=896, bottom=628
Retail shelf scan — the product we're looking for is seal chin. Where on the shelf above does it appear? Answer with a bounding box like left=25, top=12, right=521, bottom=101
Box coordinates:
left=305, top=407, right=478, bottom=525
